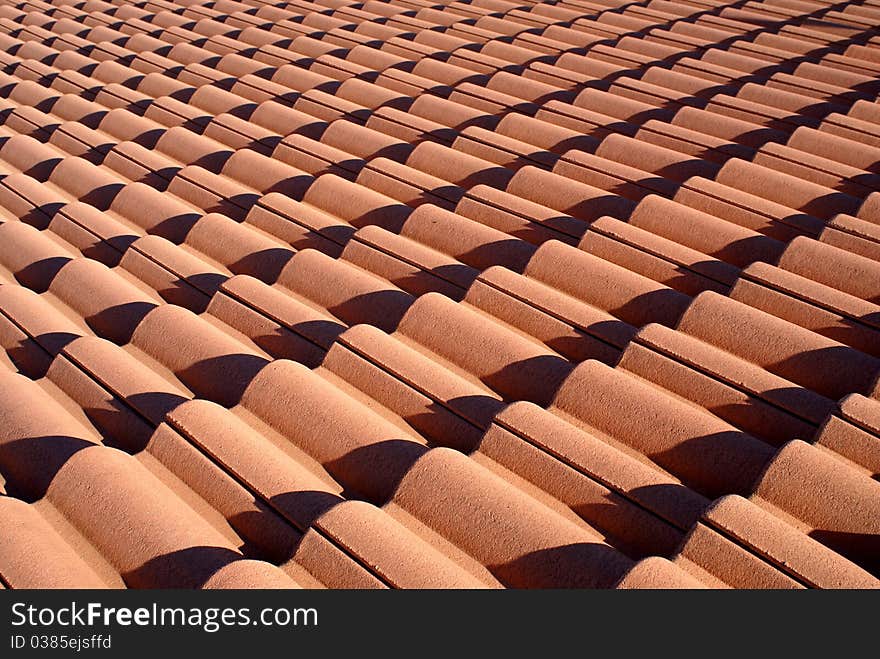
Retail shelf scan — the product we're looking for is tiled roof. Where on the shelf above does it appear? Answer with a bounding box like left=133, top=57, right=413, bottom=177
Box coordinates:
left=0, top=0, right=878, bottom=590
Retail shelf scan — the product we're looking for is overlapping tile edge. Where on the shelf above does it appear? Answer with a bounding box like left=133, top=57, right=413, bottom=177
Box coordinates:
left=0, top=0, right=877, bottom=590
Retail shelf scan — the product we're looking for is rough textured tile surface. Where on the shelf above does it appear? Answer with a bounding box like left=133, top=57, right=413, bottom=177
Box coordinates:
left=0, top=0, right=878, bottom=590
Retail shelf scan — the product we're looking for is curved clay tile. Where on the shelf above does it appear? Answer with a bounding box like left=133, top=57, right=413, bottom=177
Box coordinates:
left=50, top=94, right=107, bottom=125
left=788, top=126, right=880, bottom=173
left=397, top=291, right=573, bottom=405
left=184, top=212, right=295, bottom=283
left=320, top=119, right=413, bottom=162
left=0, top=134, right=63, bottom=179
left=128, top=302, right=268, bottom=406
left=109, top=181, right=202, bottom=242
left=496, top=112, right=600, bottom=154
left=672, top=106, right=789, bottom=148
left=410, top=57, right=488, bottom=88
left=453, top=125, right=559, bottom=171
left=298, top=499, right=496, bottom=588
left=550, top=360, right=775, bottom=498
left=481, top=401, right=709, bottom=556
left=145, top=419, right=306, bottom=558
left=507, top=166, right=637, bottom=221
left=277, top=247, right=414, bottom=331
left=144, top=96, right=214, bottom=132
left=820, top=113, right=880, bottom=152
left=0, top=497, right=114, bottom=588
left=304, top=172, right=413, bottom=231
left=168, top=165, right=259, bottom=221
left=400, top=203, right=536, bottom=273
left=208, top=274, right=342, bottom=365
left=0, top=281, right=88, bottom=365
left=597, top=133, right=721, bottom=181
left=249, top=100, right=328, bottom=140
left=323, top=322, right=502, bottom=451
left=730, top=261, right=880, bottom=357
left=244, top=193, right=350, bottom=255
left=819, top=214, right=880, bottom=263
left=341, top=224, right=476, bottom=299
left=676, top=494, right=878, bottom=589
left=619, top=322, right=836, bottom=446
left=202, top=112, right=280, bottom=153
left=752, top=142, right=880, bottom=199
left=132, top=70, right=189, bottom=101
left=102, top=139, right=182, bottom=187
left=54, top=333, right=191, bottom=427
left=201, top=560, right=301, bottom=589
left=615, top=557, right=708, bottom=589
left=356, top=157, right=464, bottom=210
left=465, top=265, right=635, bottom=364
left=451, top=85, right=539, bottom=120
left=46, top=201, right=138, bottom=266
left=48, top=257, right=160, bottom=344
left=365, top=106, right=458, bottom=145
left=777, top=236, right=880, bottom=304
left=671, top=176, right=824, bottom=243
left=0, top=220, right=74, bottom=291
left=120, top=233, right=228, bottom=311
left=574, top=87, right=675, bottom=124
left=220, top=149, right=313, bottom=199
left=407, top=140, right=514, bottom=189
left=391, top=447, right=635, bottom=588
left=46, top=157, right=125, bottom=210
left=97, top=108, right=167, bottom=146
left=166, top=398, right=342, bottom=531
left=814, top=394, right=880, bottom=478
left=552, top=148, right=679, bottom=203
left=294, top=87, right=372, bottom=124
left=628, top=194, right=786, bottom=268
left=456, top=184, right=587, bottom=245
left=345, top=44, right=412, bottom=72
left=408, top=93, right=496, bottom=131
left=488, top=70, right=574, bottom=104
left=336, top=77, right=413, bottom=112
left=526, top=239, right=692, bottom=328
left=240, top=358, right=427, bottom=503
left=678, top=291, right=880, bottom=400
left=273, top=133, right=366, bottom=178
left=580, top=215, right=741, bottom=296
left=43, top=445, right=257, bottom=588
left=716, top=158, right=864, bottom=220
left=753, top=440, right=880, bottom=575
left=155, top=126, right=234, bottom=172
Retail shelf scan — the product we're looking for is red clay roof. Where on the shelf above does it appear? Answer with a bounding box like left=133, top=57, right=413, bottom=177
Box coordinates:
left=0, top=0, right=878, bottom=590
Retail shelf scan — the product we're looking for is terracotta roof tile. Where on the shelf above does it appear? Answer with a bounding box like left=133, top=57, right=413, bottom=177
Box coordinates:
left=0, top=496, right=112, bottom=588
left=579, top=216, right=741, bottom=296
left=675, top=494, right=878, bottom=588
left=323, top=322, right=502, bottom=449
left=341, top=224, right=477, bottom=298
left=754, top=440, right=880, bottom=573
left=620, top=321, right=836, bottom=445
left=483, top=401, right=709, bottom=554
left=526, top=239, right=692, bottom=328
left=777, top=236, right=880, bottom=303
left=466, top=263, right=635, bottom=363
left=730, top=261, right=880, bottom=357
left=552, top=359, right=775, bottom=497
left=391, top=447, right=634, bottom=587
left=397, top=290, right=573, bottom=404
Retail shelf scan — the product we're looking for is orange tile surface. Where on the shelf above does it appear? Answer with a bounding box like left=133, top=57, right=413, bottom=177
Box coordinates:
left=0, top=0, right=878, bottom=589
